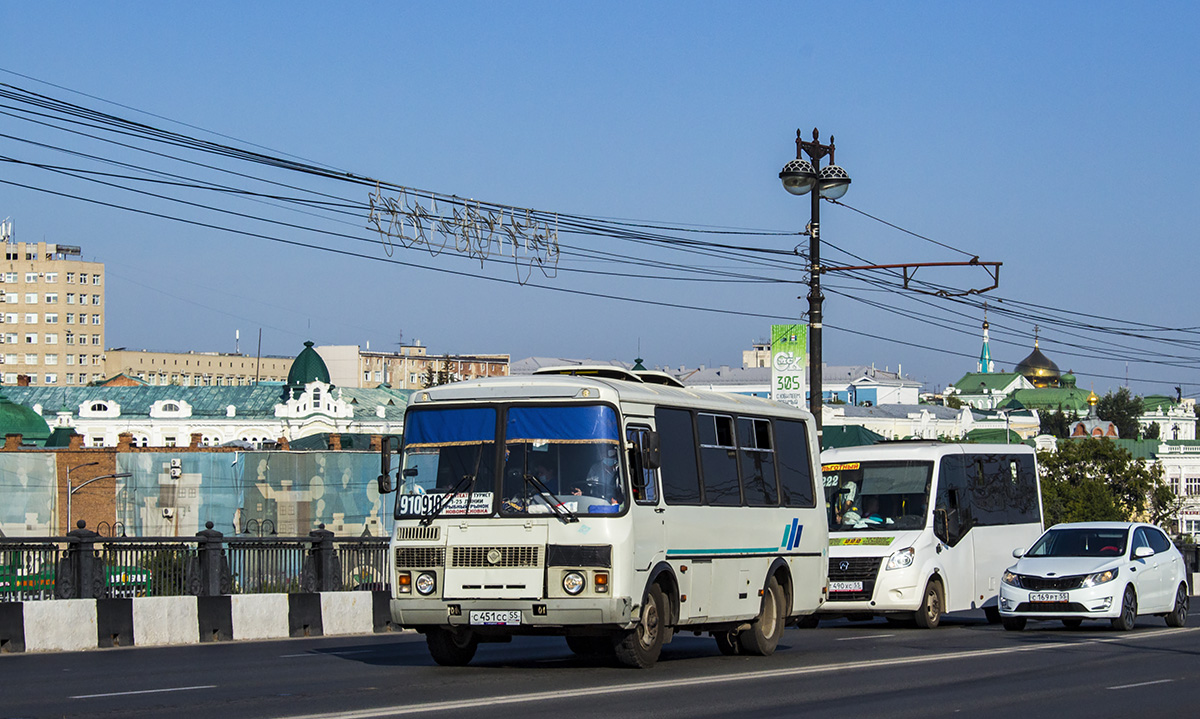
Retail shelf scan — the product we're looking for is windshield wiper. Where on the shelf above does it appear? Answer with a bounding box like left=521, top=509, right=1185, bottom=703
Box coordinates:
left=523, top=473, right=579, bottom=524
left=420, top=473, right=477, bottom=527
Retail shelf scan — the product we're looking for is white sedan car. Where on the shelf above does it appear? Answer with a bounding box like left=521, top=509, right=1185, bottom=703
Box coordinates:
left=999, top=521, right=1189, bottom=631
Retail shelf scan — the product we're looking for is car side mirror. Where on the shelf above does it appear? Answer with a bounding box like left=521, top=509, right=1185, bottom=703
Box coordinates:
left=1012, top=547, right=1025, bottom=558
left=1134, top=546, right=1154, bottom=559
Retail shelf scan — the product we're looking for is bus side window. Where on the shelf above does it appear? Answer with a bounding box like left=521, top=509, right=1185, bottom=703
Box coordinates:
left=936, top=455, right=972, bottom=546
left=626, top=426, right=658, bottom=505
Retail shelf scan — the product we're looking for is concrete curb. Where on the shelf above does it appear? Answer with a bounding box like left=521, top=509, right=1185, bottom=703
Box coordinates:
left=0, top=590, right=395, bottom=654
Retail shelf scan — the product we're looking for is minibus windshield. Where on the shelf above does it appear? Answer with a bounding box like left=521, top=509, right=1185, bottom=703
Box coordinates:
left=823, top=460, right=933, bottom=532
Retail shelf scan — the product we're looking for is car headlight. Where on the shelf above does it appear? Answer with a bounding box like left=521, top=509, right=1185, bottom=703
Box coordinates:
left=886, top=547, right=914, bottom=570
left=415, top=572, right=437, bottom=596
left=1002, top=570, right=1020, bottom=587
left=562, top=571, right=586, bottom=595
left=1080, top=567, right=1118, bottom=588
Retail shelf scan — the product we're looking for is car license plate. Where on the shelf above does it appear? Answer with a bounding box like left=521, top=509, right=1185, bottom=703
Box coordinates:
left=469, top=610, right=522, bottom=626
left=830, top=581, right=863, bottom=592
left=1029, top=592, right=1068, bottom=603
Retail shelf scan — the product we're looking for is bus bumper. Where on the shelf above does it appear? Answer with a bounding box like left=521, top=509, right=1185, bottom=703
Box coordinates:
left=391, top=595, right=635, bottom=629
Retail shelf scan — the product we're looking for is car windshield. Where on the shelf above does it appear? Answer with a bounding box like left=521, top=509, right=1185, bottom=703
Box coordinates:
left=823, top=460, right=932, bottom=532
left=1027, top=528, right=1129, bottom=557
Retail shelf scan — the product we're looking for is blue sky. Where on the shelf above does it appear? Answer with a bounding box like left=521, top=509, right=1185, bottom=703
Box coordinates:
left=2, top=2, right=1197, bottom=397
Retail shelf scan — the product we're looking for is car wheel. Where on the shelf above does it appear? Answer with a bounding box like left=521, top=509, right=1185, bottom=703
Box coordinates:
left=1061, top=618, right=1083, bottom=629
left=426, top=627, right=479, bottom=666
left=1001, top=616, right=1026, bottom=631
left=914, top=579, right=943, bottom=629
left=614, top=584, right=667, bottom=668
left=983, top=606, right=1001, bottom=625
left=1165, top=583, right=1189, bottom=628
left=1110, top=585, right=1137, bottom=631
left=738, top=576, right=786, bottom=655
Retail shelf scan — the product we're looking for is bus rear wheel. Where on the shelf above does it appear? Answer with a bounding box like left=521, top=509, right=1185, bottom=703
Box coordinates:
left=614, top=584, right=667, bottom=668
left=713, top=630, right=742, bottom=655
left=426, top=627, right=479, bottom=666
left=738, top=576, right=786, bottom=655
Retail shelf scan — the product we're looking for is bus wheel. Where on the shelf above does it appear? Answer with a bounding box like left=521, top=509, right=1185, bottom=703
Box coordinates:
left=426, top=627, right=479, bottom=666
left=914, top=579, right=943, bottom=629
left=566, top=636, right=615, bottom=657
left=614, top=584, right=667, bottom=668
left=738, top=576, right=786, bottom=655
left=713, top=630, right=742, bottom=655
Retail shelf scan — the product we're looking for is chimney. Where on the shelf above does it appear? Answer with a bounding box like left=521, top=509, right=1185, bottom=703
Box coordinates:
left=4, top=433, right=22, bottom=450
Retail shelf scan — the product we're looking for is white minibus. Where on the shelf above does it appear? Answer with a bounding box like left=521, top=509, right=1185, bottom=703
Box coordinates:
left=816, top=442, right=1043, bottom=627
left=378, top=367, right=828, bottom=667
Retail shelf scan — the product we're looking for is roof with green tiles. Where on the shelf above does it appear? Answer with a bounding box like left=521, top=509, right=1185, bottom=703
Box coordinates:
left=952, top=372, right=1025, bottom=393
left=1003, top=386, right=1095, bottom=414
left=0, top=384, right=411, bottom=421
left=0, top=389, right=51, bottom=442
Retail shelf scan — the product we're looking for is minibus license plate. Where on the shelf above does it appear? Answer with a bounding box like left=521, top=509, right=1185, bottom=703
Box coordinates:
left=830, top=581, right=863, bottom=592
left=470, top=610, right=522, bottom=626
left=1029, top=592, right=1068, bottom=603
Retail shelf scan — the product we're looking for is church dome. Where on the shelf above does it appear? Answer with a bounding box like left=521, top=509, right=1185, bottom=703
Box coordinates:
left=1015, top=344, right=1061, bottom=388
left=0, top=390, right=51, bottom=443
left=286, top=341, right=331, bottom=390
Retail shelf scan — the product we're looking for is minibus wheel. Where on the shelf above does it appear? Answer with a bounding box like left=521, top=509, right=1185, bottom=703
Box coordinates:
left=737, top=576, right=786, bottom=655
left=914, top=579, right=943, bottom=629
left=614, top=584, right=667, bottom=668
left=426, top=627, right=479, bottom=666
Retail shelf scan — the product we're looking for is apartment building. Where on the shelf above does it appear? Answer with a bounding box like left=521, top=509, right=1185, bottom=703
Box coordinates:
left=0, top=241, right=106, bottom=387
left=104, top=348, right=292, bottom=387
left=317, top=342, right=509, bottom=389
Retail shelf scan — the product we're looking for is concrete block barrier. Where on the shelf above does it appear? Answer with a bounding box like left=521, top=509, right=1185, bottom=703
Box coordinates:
left=1, top=590, right=392, bottom=653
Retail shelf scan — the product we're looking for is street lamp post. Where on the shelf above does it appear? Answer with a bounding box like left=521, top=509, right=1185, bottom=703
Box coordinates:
left=66, top=463, right=133, bottom=532
left=780, top=128, right=851, bottom=437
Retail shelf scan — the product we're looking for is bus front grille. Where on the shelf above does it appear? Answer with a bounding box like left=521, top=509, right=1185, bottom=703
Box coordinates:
left=452, top=546, right=541, bottom=568
left=395, top=547, right=446, bottom=569
left=396, top=526, right=440, bottom=542
left=826, top=556, right=881, bottom=602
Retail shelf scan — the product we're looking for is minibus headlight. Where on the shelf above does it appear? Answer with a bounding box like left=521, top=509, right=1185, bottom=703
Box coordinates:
left=397, top=571, right=412, bottom=594
left=415, top=572, right=437, bottom=596
left=885, top=547, right=914, bottom=570
left=563, top=571, right=586, bottom=595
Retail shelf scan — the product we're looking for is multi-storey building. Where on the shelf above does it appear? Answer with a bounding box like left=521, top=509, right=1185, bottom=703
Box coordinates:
left=317, top=342, right=509, bottom=389
left=0, top=241, right=106, bottom=387
left=104, top=348, right=292, bottom=387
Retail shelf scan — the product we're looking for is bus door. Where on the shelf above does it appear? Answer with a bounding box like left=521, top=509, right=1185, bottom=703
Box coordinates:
left=932, top=455, right=977, bottom=611
left=627, top=424, right=666, bottom=572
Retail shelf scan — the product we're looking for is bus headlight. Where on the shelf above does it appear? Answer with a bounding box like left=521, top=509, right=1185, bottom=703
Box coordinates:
left=886, top=547, right=914, bottom=570
left=415, top=572, right=437, bottom=596
left=563, top=571, right=586, bottom=595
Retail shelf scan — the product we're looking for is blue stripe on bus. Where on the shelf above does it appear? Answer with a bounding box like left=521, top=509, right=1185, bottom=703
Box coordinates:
left=788, top=518, right=801, bottom=550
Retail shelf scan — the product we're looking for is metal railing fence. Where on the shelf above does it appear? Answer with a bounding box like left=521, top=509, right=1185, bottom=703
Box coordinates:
left=0, top=523, right=389, bottom=602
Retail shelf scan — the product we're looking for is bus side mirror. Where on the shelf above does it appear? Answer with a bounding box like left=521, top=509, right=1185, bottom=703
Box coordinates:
left=933, top=508, right=949, bottom=543
left=378, top=435, right=400, bottom=495
left=641, top=431, right=661, bottom=470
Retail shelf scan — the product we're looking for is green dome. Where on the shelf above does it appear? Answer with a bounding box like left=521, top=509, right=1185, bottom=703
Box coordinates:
left=0, top=390, right=51, bottom=443
left=286, top=341, right=331, bottom=389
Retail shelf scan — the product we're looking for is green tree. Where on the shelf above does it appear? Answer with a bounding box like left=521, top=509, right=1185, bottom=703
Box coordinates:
left=1142, top=422, right=1161, bottom=440
left=1096, top=387, right=1144, bottom=439
left=1037, top=437, right=1170, bottom=526
left=1039, top=406, right=1073, bottom=439
left=944, top=395, right=963, bottom=410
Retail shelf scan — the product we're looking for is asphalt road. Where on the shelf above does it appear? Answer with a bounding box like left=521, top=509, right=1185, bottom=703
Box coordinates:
left=3, top=609, right=1199, bottom=719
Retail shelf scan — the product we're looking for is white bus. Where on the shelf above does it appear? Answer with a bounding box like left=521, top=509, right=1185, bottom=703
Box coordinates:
left=378, top=367, right=827, bottom=667
left=815, top=442, right=1043, bottom=627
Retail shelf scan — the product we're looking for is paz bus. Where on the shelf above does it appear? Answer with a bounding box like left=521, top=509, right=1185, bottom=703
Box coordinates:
left=377, top=367, right=827, bottom=667
left=816, top=441, right=1043, bottom=627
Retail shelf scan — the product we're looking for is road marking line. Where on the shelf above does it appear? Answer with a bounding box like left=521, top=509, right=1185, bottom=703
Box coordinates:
left=1108, top=679, right=1174, bottom=690
left=71, top=685, right=216, bottom=700
left=836, top=634, right=894, bottom=641
left=275, top=627, right=1200, bottom=719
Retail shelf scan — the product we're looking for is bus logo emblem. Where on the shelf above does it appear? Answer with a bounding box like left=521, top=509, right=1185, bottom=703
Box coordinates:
left=780, top=518, right=802, bottom=551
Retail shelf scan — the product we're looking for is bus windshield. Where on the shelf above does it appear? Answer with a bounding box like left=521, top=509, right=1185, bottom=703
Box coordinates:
left=823, top=460, right=932, bottom=532
left=394, top=404, right=626, bottom=519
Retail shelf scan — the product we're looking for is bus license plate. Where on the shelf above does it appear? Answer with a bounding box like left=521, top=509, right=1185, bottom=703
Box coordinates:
left=830, top=581, right=863, bottom=592
left=470, top=610, right=522, bottom=626
left=1029, top=592, right=1068, bottom=603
